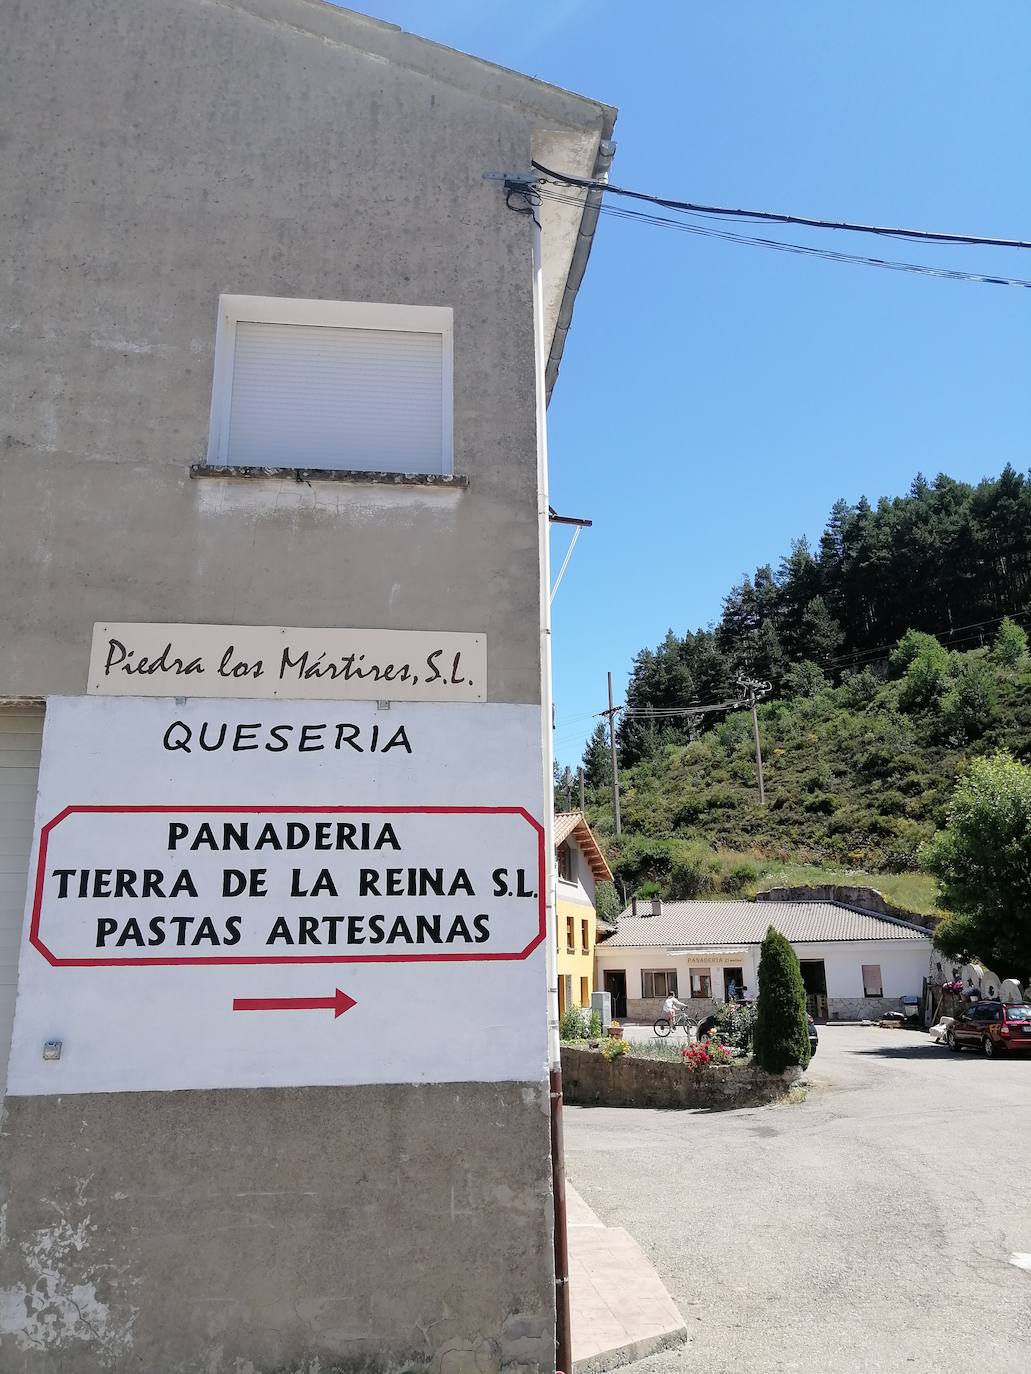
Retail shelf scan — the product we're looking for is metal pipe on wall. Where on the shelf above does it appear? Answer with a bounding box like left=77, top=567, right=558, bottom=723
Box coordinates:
left=530, top=202, right=571, bottom=1374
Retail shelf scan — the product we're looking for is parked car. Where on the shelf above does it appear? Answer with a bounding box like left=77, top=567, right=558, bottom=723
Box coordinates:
left=807, top=1014, right=819, bottom=1059
left=947, top=1001, right=1031, bottom=1057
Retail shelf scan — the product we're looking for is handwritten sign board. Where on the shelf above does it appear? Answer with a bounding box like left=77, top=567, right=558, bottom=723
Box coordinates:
left=87, top=623, right=487, bottom=702
left=8, top=696, right=545, bottom=1095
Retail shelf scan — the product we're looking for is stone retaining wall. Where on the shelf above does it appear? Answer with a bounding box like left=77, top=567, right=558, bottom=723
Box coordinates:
left=827, top=996, right=902, bottom=1021
left=754, top=884, right=938, bottom=931
left=560, top=1046, right=800, bottom=1110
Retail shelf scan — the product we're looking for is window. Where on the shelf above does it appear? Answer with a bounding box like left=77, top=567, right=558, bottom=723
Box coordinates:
left=580, top=977, right=590, bottom=1007
left=581, top=919, right=590, bottom=953
left=557, top=842, right=574, bottom=883
left=565, top=916, right=576, bottom=954
left=689, top=968, right=712, bottom=998
left=642, top=970, right=677, bottom=999
left=207, top=296, right=454, bottom=474
left=861, top=964, right=883, bottom=997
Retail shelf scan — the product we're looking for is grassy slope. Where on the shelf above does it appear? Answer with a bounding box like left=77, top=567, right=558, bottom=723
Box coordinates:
left=582, top=650, right=1031, bottom=919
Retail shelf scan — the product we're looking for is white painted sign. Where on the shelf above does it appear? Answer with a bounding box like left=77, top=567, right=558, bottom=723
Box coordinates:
left=87, top=622, right=487, bottom=702
left=8, top=696, right=546, bottom=1095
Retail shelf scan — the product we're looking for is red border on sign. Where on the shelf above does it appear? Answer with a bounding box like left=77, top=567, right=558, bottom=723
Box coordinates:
left=29, top=805, right=547, bottom=968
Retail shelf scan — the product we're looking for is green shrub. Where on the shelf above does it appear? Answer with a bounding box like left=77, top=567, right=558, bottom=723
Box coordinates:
left=715, top=999, right=757, bottom=1049
left=839, top=669, right=879, bottom=707
left=668, top=848, right=716, bottom=899
left=559, top=1007, right=586, bottom=1041
left=588, top=1009, right=602, bottom=1038
left=991, top=616, right=1028, bottom=667
left=783, top=660, right=827, bottom=699
left=753, top=927, right=811, bottom=1072
left=888, top=629, right=945, bottom=679
left=898, top=638, right=949, bottom=712
left=720, top=861, right=760, bottom=894
left=939, top=658, right=997, bottom=741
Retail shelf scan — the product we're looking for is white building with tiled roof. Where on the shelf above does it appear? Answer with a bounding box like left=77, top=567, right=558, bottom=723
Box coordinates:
left=595, top=898, right=932, bottom=1023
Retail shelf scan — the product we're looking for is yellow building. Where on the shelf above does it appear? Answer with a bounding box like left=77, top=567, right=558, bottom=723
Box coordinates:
left=554, top=812, right=613, bottom=1018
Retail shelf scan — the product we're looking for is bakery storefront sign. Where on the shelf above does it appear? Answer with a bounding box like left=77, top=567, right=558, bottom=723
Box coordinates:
left=31, top=805, right=544, bottom=966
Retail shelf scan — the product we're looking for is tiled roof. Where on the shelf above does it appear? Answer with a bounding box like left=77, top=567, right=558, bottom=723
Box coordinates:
left=553, top=812, right=613, bottom=882
left=553, top=813, right=580, bottom=847
left=604, top=900, right=930, bottom=947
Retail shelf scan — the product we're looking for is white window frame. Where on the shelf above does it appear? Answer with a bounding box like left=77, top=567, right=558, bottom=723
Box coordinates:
left=642, top=969, right=678, bottom=1000
left=205, top=295, right=455, bottom=473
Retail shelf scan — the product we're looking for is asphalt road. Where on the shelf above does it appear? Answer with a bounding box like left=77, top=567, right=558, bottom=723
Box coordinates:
left=564, top=1024, right=1031, bottom=1373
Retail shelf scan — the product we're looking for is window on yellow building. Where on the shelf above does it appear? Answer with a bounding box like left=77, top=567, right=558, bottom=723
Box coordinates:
left=581, top=919, right=590, bottom=952
left=580, top=976, right=590, bottom=1006
left=566, top=916, right=575, bottom=953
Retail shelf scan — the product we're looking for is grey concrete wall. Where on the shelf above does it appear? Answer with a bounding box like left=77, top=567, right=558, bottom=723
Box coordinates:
left=0, top=1083, right=554, bottom=1372
left=0, top=2, right=613, bottom=1367
left=0, top=0, right=610, bottom=705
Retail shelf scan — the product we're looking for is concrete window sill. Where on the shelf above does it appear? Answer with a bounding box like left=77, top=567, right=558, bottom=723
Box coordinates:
left=189, top=463, right=469, bottom=489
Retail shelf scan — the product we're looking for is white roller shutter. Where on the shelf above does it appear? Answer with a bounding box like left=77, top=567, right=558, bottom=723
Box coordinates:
left=226, top=322, right=445, bottom=473
left=0, top=705, right=43, bottom=1093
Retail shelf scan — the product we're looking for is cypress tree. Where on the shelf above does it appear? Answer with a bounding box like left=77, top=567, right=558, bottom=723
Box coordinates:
left=753, top=927, right=811, bottom=1072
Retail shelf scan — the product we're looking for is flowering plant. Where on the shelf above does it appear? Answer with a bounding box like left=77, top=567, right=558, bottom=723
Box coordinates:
left=680, top=1036, right=732, bottom=1071
left=600, top=1036, right=630, bottom=1061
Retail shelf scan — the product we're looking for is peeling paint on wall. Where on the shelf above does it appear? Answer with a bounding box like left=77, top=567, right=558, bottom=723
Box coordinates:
left=0, top=1178, right=137, bottom=1358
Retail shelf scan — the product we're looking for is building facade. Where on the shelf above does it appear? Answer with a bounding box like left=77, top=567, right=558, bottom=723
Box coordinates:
left=0, top=2, right=615, bottom=1369
left=554, top=812, right=612, bottom=1017
left=595, top=900, right=932, bottom=1023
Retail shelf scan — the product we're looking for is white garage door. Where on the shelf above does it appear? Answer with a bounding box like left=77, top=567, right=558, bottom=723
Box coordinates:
left=0, top=706, right=44, bottom=1093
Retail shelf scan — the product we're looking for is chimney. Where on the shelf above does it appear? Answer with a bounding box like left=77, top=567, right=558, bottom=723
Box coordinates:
left=631, top=896, right=638, bottom=918
left=651, top=897, right=662, bottom=918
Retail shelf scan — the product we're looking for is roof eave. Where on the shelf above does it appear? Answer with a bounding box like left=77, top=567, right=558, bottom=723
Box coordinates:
left=542, top=129, right=617, bottom=403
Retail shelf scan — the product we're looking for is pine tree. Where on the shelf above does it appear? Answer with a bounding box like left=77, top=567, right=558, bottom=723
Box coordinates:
left=752, top=928, right=811, bottom=1072
left=796, top=596, right=843, bottom=665
left=582, top=723, right=611, bottom=788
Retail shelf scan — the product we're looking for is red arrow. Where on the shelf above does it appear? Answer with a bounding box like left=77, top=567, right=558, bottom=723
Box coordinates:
left=232, top=989, right=357, bottom=1019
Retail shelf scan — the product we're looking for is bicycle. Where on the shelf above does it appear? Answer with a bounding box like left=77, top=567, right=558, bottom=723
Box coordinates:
left=653, top=1008, right=698, bottom=1038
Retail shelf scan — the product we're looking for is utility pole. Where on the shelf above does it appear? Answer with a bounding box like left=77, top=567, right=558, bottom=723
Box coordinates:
left=606, top=671, right=622, bottom=835
left=578, top=767, right=585, bottom=814
left=737, top=677, right=770, bottom=806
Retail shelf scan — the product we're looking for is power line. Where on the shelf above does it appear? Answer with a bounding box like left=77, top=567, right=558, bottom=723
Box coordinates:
left=530, top=161, right=1031, bottom=251
left=827, top=607, right=1031, bottom=669
left=532, top=186, right=1031, bottom=290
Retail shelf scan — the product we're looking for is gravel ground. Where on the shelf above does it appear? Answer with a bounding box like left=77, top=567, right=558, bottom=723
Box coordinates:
left=564, top=1024, right=1031, bottom=1373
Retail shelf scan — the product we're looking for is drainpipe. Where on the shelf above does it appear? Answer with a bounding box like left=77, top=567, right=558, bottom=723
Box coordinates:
left=530, top=198, right=571, bottom=1374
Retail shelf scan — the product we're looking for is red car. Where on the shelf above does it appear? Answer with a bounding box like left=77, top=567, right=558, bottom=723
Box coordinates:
left=947, top=1002, right=1031, bottom=1057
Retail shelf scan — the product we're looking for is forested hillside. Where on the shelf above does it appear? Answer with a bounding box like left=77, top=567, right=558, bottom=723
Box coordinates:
left=564, top=468, right=1031, bottom=915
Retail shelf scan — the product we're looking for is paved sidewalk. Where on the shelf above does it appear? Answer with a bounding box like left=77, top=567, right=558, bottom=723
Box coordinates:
left=566, top=1181, right=688, bottom=1372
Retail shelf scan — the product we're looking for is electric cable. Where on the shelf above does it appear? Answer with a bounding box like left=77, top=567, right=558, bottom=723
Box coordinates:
left=530, top=161, right=1031, bottom=251
left=531, top=186, right=1031, bottom=289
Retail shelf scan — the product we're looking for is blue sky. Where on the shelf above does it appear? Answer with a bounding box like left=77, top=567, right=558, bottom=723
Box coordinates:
left=345, top=2, right=1030, bottom=767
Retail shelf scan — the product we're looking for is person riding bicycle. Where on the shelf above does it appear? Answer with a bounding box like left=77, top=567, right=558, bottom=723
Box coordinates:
left=662, top=991, right=689, bottom=1029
